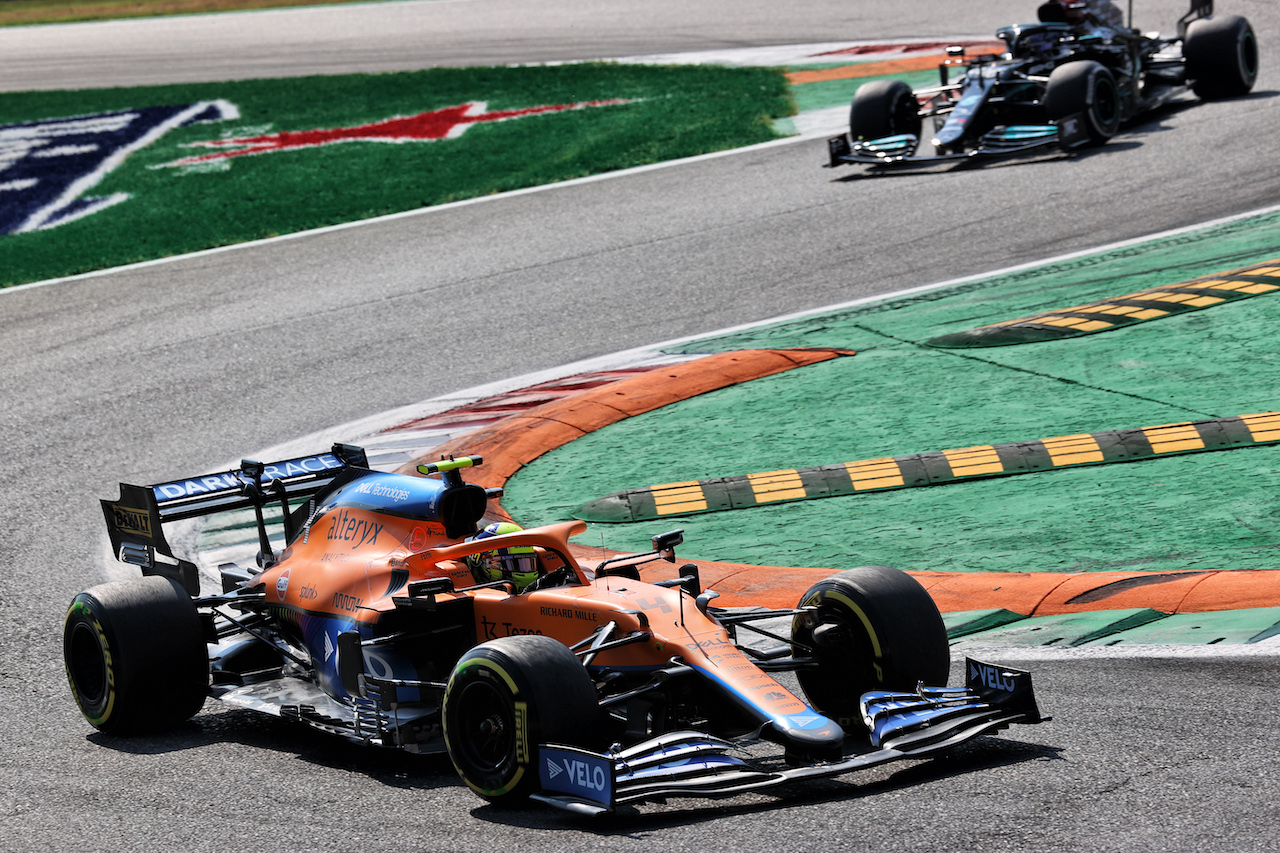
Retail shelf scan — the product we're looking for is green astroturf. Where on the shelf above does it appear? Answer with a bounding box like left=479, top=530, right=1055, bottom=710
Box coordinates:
left=502, top=210, right=1280, bottom=572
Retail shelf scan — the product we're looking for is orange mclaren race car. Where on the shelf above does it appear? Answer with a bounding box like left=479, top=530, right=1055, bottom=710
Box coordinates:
left=65, top=447, right=1044, bottom=814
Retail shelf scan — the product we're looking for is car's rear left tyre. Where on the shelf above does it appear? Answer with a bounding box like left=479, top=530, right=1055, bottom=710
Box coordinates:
left=442, top=635, right=603, bottom=807
left=1184, top=15, right=1258, bottom=100
left=791, top=566, right=949, bottom=731
left=63, top=576, right=209, bottom=734
left=849, top=79, right=922, bottom=141
left=1045, top=59, right=1121, bottom=146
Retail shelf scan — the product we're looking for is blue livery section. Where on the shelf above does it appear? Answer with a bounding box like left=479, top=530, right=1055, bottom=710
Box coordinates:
left=692, top=660, right=844, bottom=754
left=1, top=101, right=237, bottom=235
left=617, top=751, right=748, bottom=782
left=296, top=612, right=424, bottom=704
left=328, top=471, right=449, bottom=517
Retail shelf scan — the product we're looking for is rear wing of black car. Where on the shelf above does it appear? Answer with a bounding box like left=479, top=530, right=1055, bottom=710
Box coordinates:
left=100, top=443, right=369, bottom=594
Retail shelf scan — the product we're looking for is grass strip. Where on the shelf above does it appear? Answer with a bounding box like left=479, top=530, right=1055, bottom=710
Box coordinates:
left=1, top=63, right=792, bottom=286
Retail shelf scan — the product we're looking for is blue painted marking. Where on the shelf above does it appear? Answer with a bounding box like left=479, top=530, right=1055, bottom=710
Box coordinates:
left=1, top=101, right=237, bottom=234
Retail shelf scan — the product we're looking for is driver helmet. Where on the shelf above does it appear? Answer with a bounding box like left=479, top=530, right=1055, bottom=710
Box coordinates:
left=1059, top=0, right=1088, bottom=22
left=465, top=522, right=541, bottom=590
left=1038, top=0, right=1087, bottom=23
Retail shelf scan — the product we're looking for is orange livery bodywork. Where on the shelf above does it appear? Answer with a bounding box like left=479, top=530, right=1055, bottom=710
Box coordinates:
left=70, top=445, right=1044, bottom=815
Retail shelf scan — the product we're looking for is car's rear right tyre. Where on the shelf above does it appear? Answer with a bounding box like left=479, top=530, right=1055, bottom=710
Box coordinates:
left=849, top=79, right=922, bottom=141
left=1045, top=59, right=1121, bottom=146
left=1184, top=15, right=1258, bottom=100
left=63, top=576, right=209, bottom=734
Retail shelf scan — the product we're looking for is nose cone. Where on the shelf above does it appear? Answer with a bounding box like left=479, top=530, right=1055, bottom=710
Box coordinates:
left=771, top=711, right=845, bottom=762
left=932, top=118, right=968, bottom=149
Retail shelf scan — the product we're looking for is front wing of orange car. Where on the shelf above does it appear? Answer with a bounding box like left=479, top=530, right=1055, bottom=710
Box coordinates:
left=531, top=658, right=1044, bottom=815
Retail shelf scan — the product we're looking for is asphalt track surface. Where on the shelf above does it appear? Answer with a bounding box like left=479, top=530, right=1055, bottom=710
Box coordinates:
left=3, top=0, right=1280, bottom=849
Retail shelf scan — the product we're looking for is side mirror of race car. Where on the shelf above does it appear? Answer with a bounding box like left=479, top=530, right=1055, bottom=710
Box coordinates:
left=595, top=528, right=686, bottom=579
left=652, top=529, right=684, bottom=562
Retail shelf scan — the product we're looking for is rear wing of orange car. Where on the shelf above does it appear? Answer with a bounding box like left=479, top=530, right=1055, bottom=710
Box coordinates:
left=100, top=443, right=369, bottom=594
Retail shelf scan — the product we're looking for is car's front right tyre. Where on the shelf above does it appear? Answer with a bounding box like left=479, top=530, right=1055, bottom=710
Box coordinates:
left=790, top=566, right=949, bottom=731
left=849, top=79, right=922, bottom=142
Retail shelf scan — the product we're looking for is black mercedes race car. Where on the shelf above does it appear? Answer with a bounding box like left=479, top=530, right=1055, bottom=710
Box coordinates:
left=827, top=0, right=1257, bottom=170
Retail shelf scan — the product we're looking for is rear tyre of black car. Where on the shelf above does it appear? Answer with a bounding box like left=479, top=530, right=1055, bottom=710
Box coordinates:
left=790, top=566, right=949, bottom=731
left=1045, top=60, right=1121, bottom=146
left=443, top=635, right=603, bottom=808
left=1185, top=15, right=1258, bottom=100
left=63, top=576, right=209, bottom=734
left=849, top=79, right=922, bottom=141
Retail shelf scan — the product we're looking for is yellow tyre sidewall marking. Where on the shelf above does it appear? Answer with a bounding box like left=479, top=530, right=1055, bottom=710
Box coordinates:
left=804, top=587, right=885, bottom=681
left=64, top=601, right=117, bottom=726
left=444, top=655, right=528, bottom=797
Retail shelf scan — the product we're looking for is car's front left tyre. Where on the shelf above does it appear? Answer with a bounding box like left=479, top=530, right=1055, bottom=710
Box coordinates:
left=63, top=576, right=209, bottom=734
left=1045, top=60, right=1121, bottom=146
left=442, top=635, right=603, bottom=807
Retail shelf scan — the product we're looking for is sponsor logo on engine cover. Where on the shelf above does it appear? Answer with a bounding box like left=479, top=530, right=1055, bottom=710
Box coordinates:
left=0, top=100, right=237, bottom=234
left=326, top=508, right=383, bottom=549
left=352, top=480, right=411, bottom=503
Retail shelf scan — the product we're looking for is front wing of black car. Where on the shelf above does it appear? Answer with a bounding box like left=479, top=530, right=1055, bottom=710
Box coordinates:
left=825, top=121, right=1094, bottom=171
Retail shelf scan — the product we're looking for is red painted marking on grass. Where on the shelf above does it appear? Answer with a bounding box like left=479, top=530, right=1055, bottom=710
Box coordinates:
left=813, top=41, right=993, bottom=57
left=159, top=99, right=635, bottom=166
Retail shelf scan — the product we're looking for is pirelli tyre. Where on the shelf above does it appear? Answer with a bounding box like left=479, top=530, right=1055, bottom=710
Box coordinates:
left=63, top=576, right=209, bottom=734
left=849, top=79, right=922, bottom=142
left=1044, top=60, right=1121, bottom=146
left=442, top=635, right=603, bottom=807
left=790, top=566, right=949, bottom=731
left=1184, top=14, right=1258, bottom=100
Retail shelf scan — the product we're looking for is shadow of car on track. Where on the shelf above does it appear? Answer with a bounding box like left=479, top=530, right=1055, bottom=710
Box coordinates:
left=86, top=706, right=460, bottom=793
left=1118, top=91, right=1278, bottom=138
